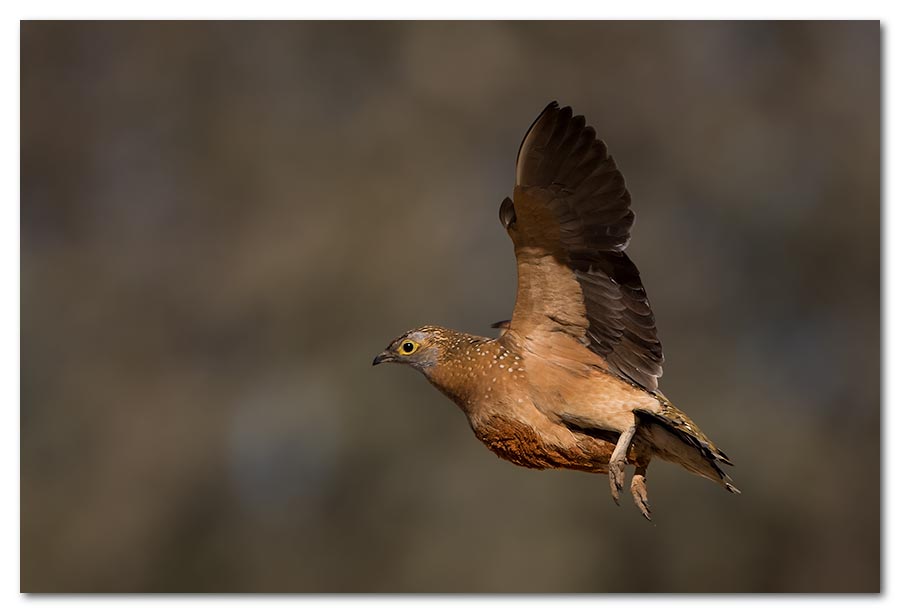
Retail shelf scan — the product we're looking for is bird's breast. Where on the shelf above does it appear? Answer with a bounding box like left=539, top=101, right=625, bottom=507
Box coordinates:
left=424, top=338, right=529, bottom=414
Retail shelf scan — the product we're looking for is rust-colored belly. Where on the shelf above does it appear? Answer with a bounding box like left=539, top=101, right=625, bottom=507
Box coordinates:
left=472, top=414, right=614, bottom=473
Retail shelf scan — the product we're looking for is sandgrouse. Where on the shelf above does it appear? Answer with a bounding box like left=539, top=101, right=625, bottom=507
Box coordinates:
left=373, top=102, right=738, bottom=520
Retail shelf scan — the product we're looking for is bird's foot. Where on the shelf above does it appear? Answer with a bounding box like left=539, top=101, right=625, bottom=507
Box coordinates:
left=631, top=472, right=652, bottom=521
left=609, top=459, right=625, bottom=505
left=608, top=424, right=636, bottom=506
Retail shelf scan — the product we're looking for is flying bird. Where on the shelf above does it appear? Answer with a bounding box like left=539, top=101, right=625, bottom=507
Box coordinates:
left=373, top=102, right=738, bottom=519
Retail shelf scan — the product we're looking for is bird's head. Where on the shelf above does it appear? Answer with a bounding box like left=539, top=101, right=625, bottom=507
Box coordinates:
left=372, top=325, right=459, bottom=374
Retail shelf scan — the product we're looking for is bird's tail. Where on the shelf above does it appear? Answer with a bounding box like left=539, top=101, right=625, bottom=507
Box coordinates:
left=634, top=406, right=740, bottom=494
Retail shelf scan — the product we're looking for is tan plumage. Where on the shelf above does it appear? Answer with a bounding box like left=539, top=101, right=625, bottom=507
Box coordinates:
left=374, top=102, right=738, bottom=520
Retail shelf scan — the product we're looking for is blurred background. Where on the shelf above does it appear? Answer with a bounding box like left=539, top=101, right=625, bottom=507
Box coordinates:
left=21, top=21, right=880, bottom=592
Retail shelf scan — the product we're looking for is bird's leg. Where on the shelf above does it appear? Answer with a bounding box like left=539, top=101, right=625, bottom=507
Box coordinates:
left=630, top=456, right=652, bottom=521
left=608, top=424, right=636, bottom=504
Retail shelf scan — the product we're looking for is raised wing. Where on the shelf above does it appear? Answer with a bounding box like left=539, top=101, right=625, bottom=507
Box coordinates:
left=501, top=101, right=664, bottom=391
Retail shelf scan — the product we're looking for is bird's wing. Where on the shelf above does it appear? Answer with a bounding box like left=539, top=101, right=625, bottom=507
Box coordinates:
left=501, top=101, right=664, bottom=391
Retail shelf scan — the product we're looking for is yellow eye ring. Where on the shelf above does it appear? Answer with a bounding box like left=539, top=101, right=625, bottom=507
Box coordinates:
left=398, top=340, right=420, bottom=355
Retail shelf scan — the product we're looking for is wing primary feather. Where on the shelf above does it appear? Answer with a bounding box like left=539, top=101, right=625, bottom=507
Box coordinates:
left=515, top=101, right=559, bottom=184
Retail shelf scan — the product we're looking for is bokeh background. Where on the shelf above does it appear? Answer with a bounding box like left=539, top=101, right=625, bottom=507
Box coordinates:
left=21, top=21, right=880, bottom=592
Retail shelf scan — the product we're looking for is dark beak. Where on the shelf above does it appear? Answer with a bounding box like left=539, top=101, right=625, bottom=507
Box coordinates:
left=372, top=351, right=393, bottom=366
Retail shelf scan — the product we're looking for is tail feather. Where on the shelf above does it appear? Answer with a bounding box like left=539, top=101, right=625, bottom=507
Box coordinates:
left=634, top=406, right=739, bottom=494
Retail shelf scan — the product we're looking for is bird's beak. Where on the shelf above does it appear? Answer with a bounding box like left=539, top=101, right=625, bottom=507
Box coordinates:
left=372, top=351, right=394, bottom=366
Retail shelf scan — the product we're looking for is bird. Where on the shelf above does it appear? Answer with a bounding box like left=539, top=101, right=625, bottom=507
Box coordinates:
left=373, top=101, right=738, bottom=520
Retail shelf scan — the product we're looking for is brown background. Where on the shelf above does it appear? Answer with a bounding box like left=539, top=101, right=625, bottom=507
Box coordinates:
left=21, top=21, right=880, bottom=592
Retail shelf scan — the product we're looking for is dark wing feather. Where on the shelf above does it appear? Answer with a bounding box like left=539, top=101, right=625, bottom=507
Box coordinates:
left=501, top=101, right=664, bottom=390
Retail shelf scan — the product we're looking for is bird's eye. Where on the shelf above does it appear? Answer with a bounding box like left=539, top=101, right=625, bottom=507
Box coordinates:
left=399, top=340, right=419, bottom=355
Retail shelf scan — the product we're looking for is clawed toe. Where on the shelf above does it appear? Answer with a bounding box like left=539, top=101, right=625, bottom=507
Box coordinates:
left=631, top=473, right=652, bottom=521
left=608, top=425, right=636, bottom=506
left=608, top=460, right=625, bottom=504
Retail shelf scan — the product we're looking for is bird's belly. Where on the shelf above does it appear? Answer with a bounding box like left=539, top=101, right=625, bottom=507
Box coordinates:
left=471, top=413, right=613, bottom=473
